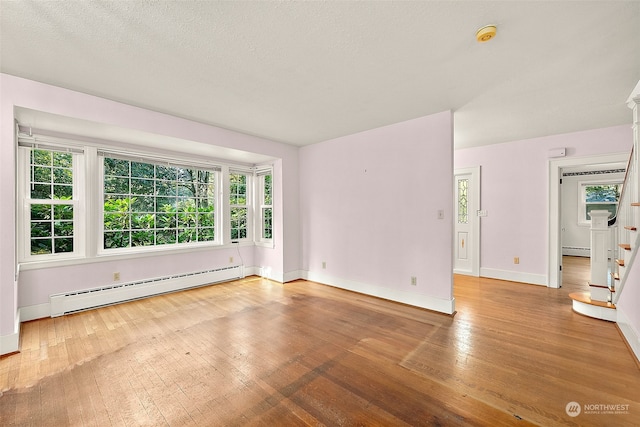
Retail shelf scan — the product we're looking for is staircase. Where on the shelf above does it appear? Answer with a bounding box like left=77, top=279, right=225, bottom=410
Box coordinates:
left=569, top=82, right=640, bottom=321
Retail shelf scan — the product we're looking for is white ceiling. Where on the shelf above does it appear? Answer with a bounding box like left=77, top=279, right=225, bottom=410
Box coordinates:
left=1, top=1, right=639, bottom=150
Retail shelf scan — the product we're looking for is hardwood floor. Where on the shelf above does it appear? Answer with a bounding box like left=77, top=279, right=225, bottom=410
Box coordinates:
left=1, top=266, right=638, bottom=426
left=561, top=255, right=590, bottom=293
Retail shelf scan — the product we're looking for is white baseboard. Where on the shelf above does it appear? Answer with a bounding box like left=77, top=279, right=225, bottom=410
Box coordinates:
left=617, top=307, right=640, bottom=365
left=19, top=303, right=51, bottom=322
left=0, top=311, right=20, bottom=356
left=251, top=267, right=302, bottom=283
left=480, top=268, right=547, bottom=286
left=302, top=271, right=455, bottom=315
left=283, top=270, right=303, bottom=283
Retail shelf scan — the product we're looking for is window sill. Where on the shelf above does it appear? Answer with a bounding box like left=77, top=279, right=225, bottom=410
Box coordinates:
left=18, top=242, right=246, bottom=272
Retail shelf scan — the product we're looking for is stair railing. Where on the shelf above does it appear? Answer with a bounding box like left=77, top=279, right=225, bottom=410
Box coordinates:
left=611, top=146, right=638, bottom=304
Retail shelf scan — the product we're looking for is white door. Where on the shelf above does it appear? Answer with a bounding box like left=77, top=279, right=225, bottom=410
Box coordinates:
left=454, top=167, right=480, bottom=276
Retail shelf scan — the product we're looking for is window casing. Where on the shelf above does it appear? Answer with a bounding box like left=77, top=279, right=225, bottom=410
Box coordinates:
left=257, top=171, right=273, bottom=242
left=100, top=155, right=219, bottom=252
left=229, top=171, right=251, bottom=241
left=18, top=145, right=84, bottom=262
left=17, top=135, right=274, bottom=265
left=578, top=180, right=622, bottom=225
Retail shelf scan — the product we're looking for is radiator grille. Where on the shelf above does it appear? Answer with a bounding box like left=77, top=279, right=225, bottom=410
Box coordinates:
left=50, top=266, right=242, bottom=317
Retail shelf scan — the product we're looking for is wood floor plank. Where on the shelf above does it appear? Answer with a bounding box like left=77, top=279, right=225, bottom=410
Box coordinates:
left=1, top=259, right=639, bottom=426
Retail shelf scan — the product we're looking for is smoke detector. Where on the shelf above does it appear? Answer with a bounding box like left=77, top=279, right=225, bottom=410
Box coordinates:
left=476, top=25, right=497, bottom=42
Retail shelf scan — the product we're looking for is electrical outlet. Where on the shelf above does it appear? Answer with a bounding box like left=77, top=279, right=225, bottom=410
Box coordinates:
left=229, top=256, right=234, bottom=263
left=322, top=261, right=326, bottom=269
left=411, top=276, right=417, bottom=286
left=514, top=257, right=520, bottom=265
left=113, top=272, right=120, bottom=281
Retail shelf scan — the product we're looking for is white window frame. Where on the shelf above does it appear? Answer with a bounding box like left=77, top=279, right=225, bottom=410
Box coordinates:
left=97, top=152, right=222, bottom=255
left=577, top=178, right=622, bottom=226
left=17, top=143, right=86, bottom=263
left=16, top=129, right=274, bottom=268
left=228, top=169, right=253, bottom=243
left=255, top=167, right=274, bottom=247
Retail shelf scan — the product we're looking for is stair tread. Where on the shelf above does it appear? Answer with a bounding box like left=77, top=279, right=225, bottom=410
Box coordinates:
left=588, top=283, right=609, bottom=288
left=624, top=225, right=637, bottom=231
left=616, top=258, right=625, bottom=267
left=611, top=272, right=620, bottom=281
left=632, top=202, right=640, bottom=206
left=619, top=243, right=631, bottom=250
left=569, top=292, right=616, bottom=309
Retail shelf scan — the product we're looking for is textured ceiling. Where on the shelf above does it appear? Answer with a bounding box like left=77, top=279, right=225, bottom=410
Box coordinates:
left=1, top=1, right=639, bottom=149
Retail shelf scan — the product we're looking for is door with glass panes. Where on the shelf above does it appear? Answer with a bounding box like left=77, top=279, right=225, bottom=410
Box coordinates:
left=454, top=167, right=480, bottom=276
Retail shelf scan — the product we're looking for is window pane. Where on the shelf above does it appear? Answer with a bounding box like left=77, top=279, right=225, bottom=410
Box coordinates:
left=457, top=179, right=468, bottom=224
left=33, top=166, right=51, bottom=183
left=103, top=156, right=217, bottom=249
left=230, top=174, right=247, bottom=205
left=54, top=205, right=73, bottom=220
left=131, top=178, right=154, bottom=195
left=198, top=227, right=215, bottom=242
left=156, top=181, right=177, bottom=196
left=131, top=162, right=154, bottom=178
left=52, top=152, right=72, bottom=168
left=178, top=228, right=196, bottom=243
left=30, top=149, right=73, bottom=201
left=132, top=196, right=154, bottom=212
left=104, top=158, right=129, bottom=176
left=156, top=165, right=176, bottom=180
left=264, top=174, right=272, bottom=205
left=31, top=221, right=52, bottom=238
left=156, top=229, right=177, bottom=245
left=198, top=211, right=215, bottom=228
left=31, top=204, right=52, bottom=221
left=25, top=148, right=76, bottom=258
left=31, top=238, right=52, bottom=255
left=131, top=213, right=155, bottom=229
left=231, top=207, right=247, bottom=240
left=53, top=184, right=72, bottom=199
left=54, top=220, right=73, bottom=237
left=104, top=231, right=130, bottom=249
left=32, top=149, right=52, bottom=166
left=263, top=207, right=273, bottom=239
left=54, top=237, right=73, bottom=253
left=31, top=183, right=52, bottom=199
left=132, top=230, right=154, bottom=246
left=156, top=213, right=176, bottom=229
left=585, top=185, right=620, bottom=203
left=53, top=168, right=72, bottom=184
left=104, top=213, right=130, bottom=230
left=104, top=176, right=129, bottom=194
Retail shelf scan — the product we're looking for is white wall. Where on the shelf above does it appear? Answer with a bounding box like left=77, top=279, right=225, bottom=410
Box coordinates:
left=455, top=125, right=632, bottom=285
left=0, top=74, right=300, bottom=354
left=299, top=112, right=455, bottom=314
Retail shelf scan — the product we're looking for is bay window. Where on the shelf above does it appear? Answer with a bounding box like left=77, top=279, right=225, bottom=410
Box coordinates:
left=17, top=134, right=275, bottom=265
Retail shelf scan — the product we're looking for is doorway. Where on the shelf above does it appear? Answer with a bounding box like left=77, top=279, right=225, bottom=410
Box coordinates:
left=454, top=167, right=480, bottom=276
left=548, top=153, right=628, bottom=288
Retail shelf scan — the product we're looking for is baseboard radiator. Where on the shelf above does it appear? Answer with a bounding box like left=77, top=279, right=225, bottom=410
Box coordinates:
left=50, top=266, right=242, bottom=317
left=562, top=246, right=591, bottom=257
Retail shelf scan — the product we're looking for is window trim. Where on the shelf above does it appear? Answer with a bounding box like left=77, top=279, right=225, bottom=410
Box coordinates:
left=255, top=167, right=274, bottom=247
left=17, top=144, right=86, bottom=263
left=577, top=179, right=622, bottom=226
left=97, top=154, right=222, bottom=256
left=16, top=131, right=275, bottom=268
left=228, top=169, right=253, bottom=243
